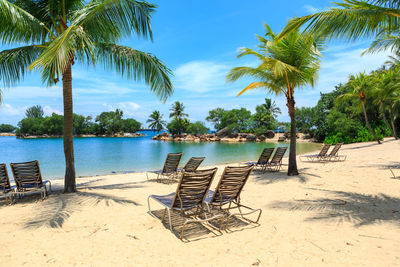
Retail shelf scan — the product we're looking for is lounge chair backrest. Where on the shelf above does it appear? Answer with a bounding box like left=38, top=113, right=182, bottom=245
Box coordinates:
left=182, top=157, right=205, bottom=172
left=0, top=164, right=11, bottom=192
left=329, top=143, right=343, bottom=156
left=257, top=148, right=274, bottom=164
left=10, top=160, right=43, bottom=189
left=162, top=153, right=183, bottom=174
left=318, top=144, right=331, bottom=157
left=270, top=147, right=288, bottom=163
left=210, top=165, right=254, bottom=205
left=171, top=168, right=217, bottom=211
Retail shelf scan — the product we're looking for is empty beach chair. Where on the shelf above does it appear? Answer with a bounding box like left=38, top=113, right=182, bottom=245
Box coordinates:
left=325, top=143, right=346, bottom=162
left=265, top=147, right=288, bottom=171
left=10, top=160, right=51, bottom=202
left=0, top=164, right=15, bottom=204
left=244, top=147, right=274, bottom=170
left=300, top=143, right=331, bottom=162
left=180, top=157, right=205, bottom=172
left=146, top=152, right=183, bottom=183
left=147, top=168, right=223, bottom=239
left=205, top=165, right=261, bottom=230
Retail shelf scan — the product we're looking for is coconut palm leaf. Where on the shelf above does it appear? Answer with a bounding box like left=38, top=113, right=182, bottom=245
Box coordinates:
left=0, top=45, right=44, bottom=89
left=0, top=0, right=48, bottom=44
left=29, top=25, right=95, bottom=86
left=278, top=0, right=400, bottom=42
left=96, top=43, right=173, bottom=101
left=72, top=0, right=155, bottom=42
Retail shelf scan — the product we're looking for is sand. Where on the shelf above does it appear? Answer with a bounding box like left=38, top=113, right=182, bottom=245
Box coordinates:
left=1, top=139, right=400, bottom=266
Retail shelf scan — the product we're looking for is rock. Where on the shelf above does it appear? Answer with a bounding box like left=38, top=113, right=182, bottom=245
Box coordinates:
left=265, top=130, right=275, bottom=139
left=258, top=135, right=266, bottom=141
left=229, top=133, right=238, bottom=138
left=278, top=136, right=286, bottom=142
left=246, top=134, right=257, bottom=142
left=216, top=127, right=229, bottom=137
left=238, top=133, right=248, bottom=138
left=161, top=131, right=169, bottom=137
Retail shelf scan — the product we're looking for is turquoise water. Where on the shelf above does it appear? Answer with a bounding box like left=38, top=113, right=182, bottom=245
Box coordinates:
left=0, top=133, right=321, bottom=179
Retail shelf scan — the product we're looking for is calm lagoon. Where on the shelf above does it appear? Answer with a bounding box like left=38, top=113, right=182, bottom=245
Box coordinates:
left=0, top=133, right=321, bottom=179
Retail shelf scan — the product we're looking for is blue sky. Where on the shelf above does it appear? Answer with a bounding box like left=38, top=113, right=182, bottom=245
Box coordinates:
left=0, top=0, right=392, bottom=127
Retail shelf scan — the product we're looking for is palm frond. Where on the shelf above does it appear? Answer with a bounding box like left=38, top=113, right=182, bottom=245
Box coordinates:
left=29, top=25, right=95, bottom=86
left=96, top=43, right=173, bottom=101
left=72, top=0, right=155, bottom=43
left=278, top=1, right=400, bottom=41
left=0, top=0, right=48, bottom=44
left=237, top=82, right=282, bottom=97
left=0, top=45, right=43, bottom=88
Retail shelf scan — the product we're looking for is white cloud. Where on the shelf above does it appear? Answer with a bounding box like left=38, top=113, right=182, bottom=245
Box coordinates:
left=102, top=101, right=141, bottom=117
left=0, top=104, right=25, bottom=115
left=303, top=5, right=322, bottom=13
left=43, top=105, right=63, bottom=116
left=1, top=86, right=61, bottom=99
left=174, top=61, right=230, bottom=93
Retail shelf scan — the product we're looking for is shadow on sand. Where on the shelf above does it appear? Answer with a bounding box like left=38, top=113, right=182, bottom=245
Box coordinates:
left=21, top=179, right=144, bottom=229
left=268, top=188, right=400, bottom=227
left=253, top=167, right=320, bottom=184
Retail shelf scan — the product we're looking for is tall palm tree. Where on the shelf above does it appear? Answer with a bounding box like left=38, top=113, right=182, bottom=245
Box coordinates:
left=371, top=70, right=399, bottom=139
left=262, top=98, right=281, bottom=119
left=0, top=0, right=173, bottom=193
left=147, top=110, right=166, bottom=132
left=169, top=101, right=187, bottom=119
left=227, top=23, right=324, bottom=176
left=337, top=72, right=382, bottom=144
left=279, top=0, right=400, bottom=43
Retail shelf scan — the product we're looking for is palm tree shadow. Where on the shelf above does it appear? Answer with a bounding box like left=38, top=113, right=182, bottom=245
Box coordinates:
left=253, top=168, right=319, bottom=184
left=23, top=179, right=144, bottom=229
left=269, top=188, right=400, bottom=227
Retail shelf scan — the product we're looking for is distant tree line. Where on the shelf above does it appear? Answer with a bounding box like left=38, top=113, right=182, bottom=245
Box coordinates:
left=16, top=106, right=141, bottom=136
left=147, top=98, right=280, bottom=136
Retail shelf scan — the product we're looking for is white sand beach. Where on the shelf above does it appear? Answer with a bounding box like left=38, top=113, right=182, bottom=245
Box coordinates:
left=1, top=139, right=400, bottom=266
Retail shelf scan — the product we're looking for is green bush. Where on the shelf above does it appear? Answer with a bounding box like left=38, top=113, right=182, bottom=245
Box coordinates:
left=0, top=124, right=16, bottom=133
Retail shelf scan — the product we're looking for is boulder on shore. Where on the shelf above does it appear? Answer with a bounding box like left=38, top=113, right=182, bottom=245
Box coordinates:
left=246, top=134, right=257, bottom=142
left=266, top=130, right=275, bottom=139
left=216, top=127, right=229, bottom=137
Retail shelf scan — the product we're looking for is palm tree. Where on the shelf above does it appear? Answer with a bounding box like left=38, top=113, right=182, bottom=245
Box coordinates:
left=25, top=105, right=44, bottom=118
left=371, top=70, right=399, bottom=139
left=262, top=98, right=281, bottom=119
left=227, top=23, right=324, bottom=176
left=279, top=1, right=400, bottom=43
left=0, top=0, right=173, bottom=193
left=169, top=101, right=187, bottom=119
left=147, top=110, right=166, bottom=132
left=337, top=72, right=382, bottom=144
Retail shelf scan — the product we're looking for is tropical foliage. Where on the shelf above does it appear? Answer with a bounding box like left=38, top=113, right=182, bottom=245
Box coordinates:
left=0, top=0, right=173, bottom=192
left=17, top=106, right=141, bottom=136
left=147, top=110, right=166, bottom=132
left=227, top=23, right=324, bottom=176
left=0, top=124, right=16, bottom=133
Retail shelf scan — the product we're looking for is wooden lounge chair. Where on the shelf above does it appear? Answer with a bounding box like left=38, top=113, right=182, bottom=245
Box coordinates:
left=244, top=147, right=274, bottom=171
left=324, top=143, right=346, bottom=162
left=0, top=164, right=15, bottom=204
left=10, top=160, right=51, bottom=202
left=147, top=168, right=223, bottom=240
left=146, top=152, right=183, bottom=183
left=265, top=147, right=288, bottom=171
left=205, top=165, right=261, bottom=230
left=300, top=143, right=331, bottom=162
left=180, top=157, right=205, bottom=172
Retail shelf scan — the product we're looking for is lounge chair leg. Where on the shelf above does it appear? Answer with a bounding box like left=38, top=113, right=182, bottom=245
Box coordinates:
left=166, top=208, right=173, bottom=232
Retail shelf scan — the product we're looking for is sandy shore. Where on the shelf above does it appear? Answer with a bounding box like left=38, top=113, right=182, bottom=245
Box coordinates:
left=1, top=139, right=400, bottom=266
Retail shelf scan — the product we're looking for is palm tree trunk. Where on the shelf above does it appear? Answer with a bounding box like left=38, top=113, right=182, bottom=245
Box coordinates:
left=389, top=100, right=398, bottom=140
left=287, top=98, right=298, bottom=176
left=62, top=62, right=76, bottom=193
left=361, top=100, right=381, bottom=144
left=381, top=101, right=396, bottom=139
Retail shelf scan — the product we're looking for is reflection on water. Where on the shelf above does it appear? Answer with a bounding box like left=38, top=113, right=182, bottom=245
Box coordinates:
left=0, top=136, right=321, bottom=178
